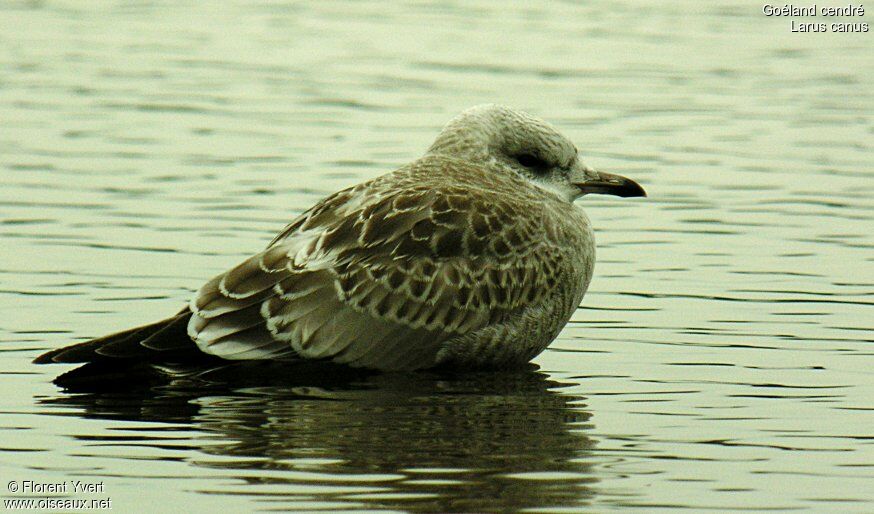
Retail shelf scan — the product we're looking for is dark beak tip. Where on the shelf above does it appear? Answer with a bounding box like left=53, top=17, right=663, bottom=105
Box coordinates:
left=608, top=177, right=646, bottom=198
left=625, top=182, right=647, bottom=198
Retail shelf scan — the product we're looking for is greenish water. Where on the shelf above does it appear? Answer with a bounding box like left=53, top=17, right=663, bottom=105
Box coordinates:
left=1, top=1, right=872, bottom=512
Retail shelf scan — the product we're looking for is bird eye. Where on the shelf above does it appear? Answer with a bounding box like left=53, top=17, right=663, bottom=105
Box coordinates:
left=515, top=153, right=549, bottom=171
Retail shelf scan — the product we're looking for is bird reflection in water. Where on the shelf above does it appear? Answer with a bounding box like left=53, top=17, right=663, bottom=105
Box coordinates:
left=39, top=364, right=597, bottom=513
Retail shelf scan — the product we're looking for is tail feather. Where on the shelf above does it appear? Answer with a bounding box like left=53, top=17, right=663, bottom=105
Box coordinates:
left=34, top=308, right=199, bottom=365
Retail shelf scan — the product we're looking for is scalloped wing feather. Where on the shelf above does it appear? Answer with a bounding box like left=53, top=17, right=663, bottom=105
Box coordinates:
left=187, top=158, right=570, bottom=369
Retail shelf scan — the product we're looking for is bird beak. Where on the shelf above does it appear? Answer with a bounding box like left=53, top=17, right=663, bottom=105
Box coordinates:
left=573, top=170, right=646, bottom=198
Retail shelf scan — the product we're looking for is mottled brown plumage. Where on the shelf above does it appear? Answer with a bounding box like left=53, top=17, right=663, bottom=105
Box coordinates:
left=36, top=104, right=645, bottom=379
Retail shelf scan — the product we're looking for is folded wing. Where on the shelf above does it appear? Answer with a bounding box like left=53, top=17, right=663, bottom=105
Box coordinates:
left=189, top=163, right=565, bottom=370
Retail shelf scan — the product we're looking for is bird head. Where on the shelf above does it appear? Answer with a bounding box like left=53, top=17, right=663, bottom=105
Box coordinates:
left=427, top=104, right=646, bottom=202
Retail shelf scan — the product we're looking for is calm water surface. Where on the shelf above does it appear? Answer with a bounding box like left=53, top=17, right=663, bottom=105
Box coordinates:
left=1, top=1, right=872, bottom=512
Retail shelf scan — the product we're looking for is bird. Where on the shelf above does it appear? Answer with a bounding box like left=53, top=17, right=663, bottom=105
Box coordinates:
left=35, top=104, right=645, bottom=384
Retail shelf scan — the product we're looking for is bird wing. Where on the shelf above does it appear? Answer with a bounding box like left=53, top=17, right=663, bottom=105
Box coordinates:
left=189, top=164, right=567, bottom=370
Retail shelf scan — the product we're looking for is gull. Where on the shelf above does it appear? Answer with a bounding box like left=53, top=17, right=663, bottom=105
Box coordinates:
left=35, top=105, right=645, bottom=381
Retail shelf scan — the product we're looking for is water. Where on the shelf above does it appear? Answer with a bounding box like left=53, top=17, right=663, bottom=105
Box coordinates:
left=1, top=1, right=872, bottom=512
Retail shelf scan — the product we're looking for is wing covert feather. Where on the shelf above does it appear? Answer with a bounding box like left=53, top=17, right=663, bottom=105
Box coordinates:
left=188, top=161, right=572, bottom=369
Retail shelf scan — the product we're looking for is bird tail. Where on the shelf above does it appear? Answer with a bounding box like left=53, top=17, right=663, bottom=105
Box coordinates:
left=33, top=308, right=197, bottom=364
left=33, top=308, right=218, bottom=389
